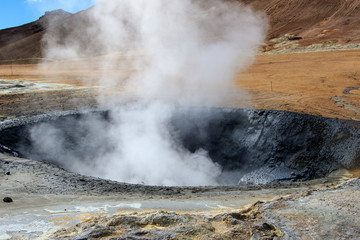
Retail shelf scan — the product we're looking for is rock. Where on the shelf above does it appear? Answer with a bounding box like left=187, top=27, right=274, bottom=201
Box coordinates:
left=39, top=9, right=72, bottom=21
left=110, top=238, right=149, bottom=240
left=3, top=197, right=13, bottom=203
left=212, top=212, right=247, bottom=225
left=110, top=237, right=149, bottom=240
left=259, top=222, right=276, bottom=231
left=288, top=36, right=303, bottom=41
left=106, top=215, right=144, bottom=227
left=74, top=225, right=114, bottom=239
left=227, top=212, right=247, bottom=221
left=146, top=212, right=188, bottom=227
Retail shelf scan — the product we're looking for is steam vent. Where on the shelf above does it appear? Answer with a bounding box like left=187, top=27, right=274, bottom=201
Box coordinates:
left=2, top=0, right=360, bottom=239
left=1, top=108, right=359, bottom=186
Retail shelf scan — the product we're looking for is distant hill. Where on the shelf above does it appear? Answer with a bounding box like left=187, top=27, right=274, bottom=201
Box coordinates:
left=1, top=0, right=360, bottom=62
left=0, top=9, right=72, bottom=62
left=242, top=0, right=360, bottom=45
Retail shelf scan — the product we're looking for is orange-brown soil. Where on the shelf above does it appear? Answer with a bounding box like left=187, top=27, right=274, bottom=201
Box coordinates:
left=1, top=49, right=359, bottom=121
left=1, top=0, right=360, bottom=122
left=238, top=49, right=360, bottom=120
left=2, top=0, right=360, bottom=60
left=242, top=0, right=360, bottom=46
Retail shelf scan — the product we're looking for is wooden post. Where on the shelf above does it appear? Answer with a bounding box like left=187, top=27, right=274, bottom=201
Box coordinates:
left=11, top=62, right=13, bottom=76
left=271, top=81, right=273, bottom=91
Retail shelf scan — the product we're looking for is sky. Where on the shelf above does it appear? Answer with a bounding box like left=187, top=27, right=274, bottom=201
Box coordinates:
left=0, top=0, right=97, bottom=30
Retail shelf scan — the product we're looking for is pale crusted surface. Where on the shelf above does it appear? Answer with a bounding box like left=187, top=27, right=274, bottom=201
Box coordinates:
left=0, top=48, right=359, bottom=239
left=261, top=179, right=360, bottom=239
left=0, top=151, right=357, bottom=239
left=45, top=180, right=360, bottom=240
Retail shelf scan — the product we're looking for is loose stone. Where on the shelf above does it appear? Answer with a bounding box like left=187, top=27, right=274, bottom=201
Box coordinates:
left=3, top=197, right=13, bottom=203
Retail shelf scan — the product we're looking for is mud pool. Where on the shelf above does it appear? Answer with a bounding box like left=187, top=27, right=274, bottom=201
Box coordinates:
left=0, top=107, right=360, bottom=186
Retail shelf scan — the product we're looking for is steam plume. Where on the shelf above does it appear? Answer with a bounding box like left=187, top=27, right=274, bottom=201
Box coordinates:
left=34, top=0, right=267, bottom=186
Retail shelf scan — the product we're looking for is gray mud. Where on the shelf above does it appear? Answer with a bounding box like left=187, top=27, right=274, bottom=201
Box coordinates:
left=1, top=108, right=360, bottom=239
left=1, top=107, right=360, bottom=186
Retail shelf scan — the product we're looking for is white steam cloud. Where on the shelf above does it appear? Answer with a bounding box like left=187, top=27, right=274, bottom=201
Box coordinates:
left=34, top=0, right=267, bottom=186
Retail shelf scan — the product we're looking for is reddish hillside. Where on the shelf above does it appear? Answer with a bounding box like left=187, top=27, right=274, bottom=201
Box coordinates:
left=0, top=9, right=72, bottom=61
left=242, top=0, right=360, bottom=45
left=1, top=0, right=360, bottom=61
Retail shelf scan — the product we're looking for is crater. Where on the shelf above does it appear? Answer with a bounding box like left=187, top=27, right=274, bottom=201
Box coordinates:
left=1, top=107, right=360, bottom=186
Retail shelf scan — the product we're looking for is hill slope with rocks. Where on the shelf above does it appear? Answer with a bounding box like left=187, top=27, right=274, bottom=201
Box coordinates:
left=1, top=0, right=360, bottom=61
left=0, top=9, right=72, bottom=61
left=243, top=0, right=360, bottom=44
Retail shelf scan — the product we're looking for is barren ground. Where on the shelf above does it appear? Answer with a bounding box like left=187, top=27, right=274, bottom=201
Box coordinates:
left=239, top=49, right=360, bottom=121
left=1, top=49, right=360, bottom=120
left=1, top=0, right=360, bottom=238
left=1, top=48, right=360, bottom=239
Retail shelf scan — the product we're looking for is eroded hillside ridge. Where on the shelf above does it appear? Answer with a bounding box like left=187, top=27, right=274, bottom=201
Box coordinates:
left=0, top=9, right=72, bottom=61
left=242, top=0, right=360, bottom=43
left=1, top=0, right=360, bottom=61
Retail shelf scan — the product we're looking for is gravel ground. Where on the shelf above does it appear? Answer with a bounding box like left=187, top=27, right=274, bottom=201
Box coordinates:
left=1, top=57, right=360, bottom=239
left=0, top=152, right=357, bottom=239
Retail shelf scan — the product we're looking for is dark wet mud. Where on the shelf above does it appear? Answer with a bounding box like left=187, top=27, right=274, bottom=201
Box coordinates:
left=1, top=107, right=359, bottom=186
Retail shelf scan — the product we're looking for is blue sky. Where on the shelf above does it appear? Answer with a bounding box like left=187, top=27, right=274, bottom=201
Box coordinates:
left=0, top=0, right=97, bottom=30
